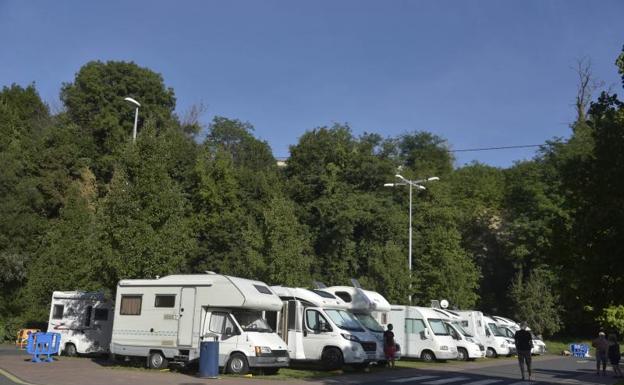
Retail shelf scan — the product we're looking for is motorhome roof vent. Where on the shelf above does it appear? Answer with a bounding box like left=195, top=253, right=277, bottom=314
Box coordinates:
left=431, top=300, right=441, bottom=309
left=205, top=271, right=217, bottom=275
left=312, top=281, right=327, bottom=289
left=350, top=278, right=362, bottom=289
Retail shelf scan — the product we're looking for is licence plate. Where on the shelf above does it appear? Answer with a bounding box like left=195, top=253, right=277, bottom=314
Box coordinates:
left=277, top=357, right=288, bottom=362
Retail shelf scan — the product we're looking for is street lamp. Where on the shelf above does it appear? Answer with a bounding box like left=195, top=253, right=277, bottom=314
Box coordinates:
left=124, top=97, right=141, bottom=143
left=384, top=174, right=439, bottom=304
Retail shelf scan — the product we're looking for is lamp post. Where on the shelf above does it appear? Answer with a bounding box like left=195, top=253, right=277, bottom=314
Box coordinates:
left=384, top=174, right=439, bottom=304
left=124, top=97, right=141, bottom=143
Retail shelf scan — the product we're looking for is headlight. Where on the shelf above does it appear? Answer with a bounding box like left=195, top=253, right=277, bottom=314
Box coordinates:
left=341, top=333, right=360, bottom=342
left=440, top=345, right=449, bottom=350
left=254, top=346, right=272, bottom=356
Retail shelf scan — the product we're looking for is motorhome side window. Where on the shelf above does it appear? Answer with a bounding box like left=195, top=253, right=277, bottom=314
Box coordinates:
left=52, top=304, right=64, bottom=319
left=120, top=295, right=142, bottom=315
left=209, top=312, right=236, bottom=335
left=461, top=320, right=469, bottom=328
left=406, top=318, right=426, bottom=334
left=154, top=294, right=176, bottom=308
left=305, top=309, right=330, bottom=331
left=94, top=308, right=108, bottom=321
left=334, top=291, right=352, bottom=303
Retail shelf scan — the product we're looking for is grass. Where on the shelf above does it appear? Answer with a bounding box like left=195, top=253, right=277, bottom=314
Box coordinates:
left=545, top=338, right=624, bottom=356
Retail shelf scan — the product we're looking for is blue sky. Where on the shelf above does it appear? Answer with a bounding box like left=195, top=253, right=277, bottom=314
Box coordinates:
left=1, top=0, right=623, bottom=167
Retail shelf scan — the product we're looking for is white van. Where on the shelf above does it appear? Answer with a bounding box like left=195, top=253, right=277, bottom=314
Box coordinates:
left=268, top=286, right=378, bottom=370
left=456, top=311, right=514, bottom=358
left=384, top=305, right=458, bottom=362
left=493, top=316, right=546, bottom=355
left=47, top=291, right=113, bottom=356
left=110, top=273, right=289, bottom=374
left=428, top=308, right=485, bottom=360
left=318, top=283, right=396, bottom=363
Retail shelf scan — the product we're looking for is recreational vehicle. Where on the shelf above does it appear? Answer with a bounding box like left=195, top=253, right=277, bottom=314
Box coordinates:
left=382, top=305, right=458, bottom=362
left=318, top=282, right=396, bottom=363
left=268, top=286, right=378, bottom=369
left=493, top=316, right=546, bottom=355
left=429, top=308, right=485, bottom=360
left=110, top=273, right=289, bottom=374
left=456, top=311, right=514, bottom=358
left=47, top=291, right=113, bottom=356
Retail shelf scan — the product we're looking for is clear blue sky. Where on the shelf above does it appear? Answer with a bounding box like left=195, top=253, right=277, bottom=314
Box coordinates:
left=1, top=0, right=623, bottom=167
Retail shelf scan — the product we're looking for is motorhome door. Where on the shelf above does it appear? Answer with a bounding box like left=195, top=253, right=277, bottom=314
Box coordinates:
left=177, top=287, right=196, bottom=346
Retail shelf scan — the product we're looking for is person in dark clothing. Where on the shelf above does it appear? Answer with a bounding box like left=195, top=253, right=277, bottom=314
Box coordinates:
left=514, top=321, right=534, bottom=381
left=383, top=323, right=396, bottom=367
left=608, top=334, right=622, bottom=378
left=593, top=331, right=609, bottom=376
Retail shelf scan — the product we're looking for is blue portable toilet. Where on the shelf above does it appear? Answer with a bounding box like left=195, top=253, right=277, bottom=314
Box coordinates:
left=199, top=335, right=219, bottom=378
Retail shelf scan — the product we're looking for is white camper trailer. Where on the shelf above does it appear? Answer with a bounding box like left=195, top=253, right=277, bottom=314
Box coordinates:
left=110, top=273, right=289, bottom=374
left=456, top=311, right=514, bottom=358
left=47, top=291, right=113, bottom=356
left=383, top=305, right=458, bottom=362
left=318, top=283, right=395, bottom=363
left=268, top=286, right=377, bottom=369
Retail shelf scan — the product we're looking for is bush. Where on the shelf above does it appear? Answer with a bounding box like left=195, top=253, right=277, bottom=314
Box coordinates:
left=597, top=305, right=624, bottom=335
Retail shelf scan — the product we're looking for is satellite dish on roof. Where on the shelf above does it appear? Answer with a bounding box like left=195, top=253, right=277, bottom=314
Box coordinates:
left=440, top=299, right=449, bottom=309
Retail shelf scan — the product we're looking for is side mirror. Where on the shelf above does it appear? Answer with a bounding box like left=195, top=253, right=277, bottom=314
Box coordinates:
left=225, top=327, right=233, bottom=336
left=318, top=320, right=327, bottom=332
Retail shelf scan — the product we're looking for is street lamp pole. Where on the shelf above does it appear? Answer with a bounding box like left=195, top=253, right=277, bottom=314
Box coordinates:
left=384, top=174, right=439, bottom=304
left=124, top=97, right=141, bottom=143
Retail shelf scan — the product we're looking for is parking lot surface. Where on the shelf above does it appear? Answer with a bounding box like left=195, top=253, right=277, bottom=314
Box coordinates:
left=0, top=345, right=619, bottom=385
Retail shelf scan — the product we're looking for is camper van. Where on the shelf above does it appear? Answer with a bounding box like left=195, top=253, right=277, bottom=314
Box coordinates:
left=428, top=308, right=485, bottom=361
left=318, top=282, right=395, bottom=363
left=47, top=291, right=113, bottom=356
left=268, top=286, right=377, bottom=369
left=493, top=316, right=546, bottom=355
left=456, top=311, right=514, bottom=358
left=382, top=305, right=458, bottom=362
left=110, top=273, right=289, bottom=374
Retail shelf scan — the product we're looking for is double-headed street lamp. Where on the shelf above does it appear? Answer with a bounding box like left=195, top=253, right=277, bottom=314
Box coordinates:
left=124, top=97, right=141, bottom=143
left=384, top=174, right=439, bottom=304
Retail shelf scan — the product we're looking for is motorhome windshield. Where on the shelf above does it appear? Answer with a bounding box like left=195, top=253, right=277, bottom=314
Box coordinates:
left=324, top=309, right=364, bottom=332
left=487, top=322, right=505, bottom=337
left=451, top=321, right=473, bottom=337
left=232, top=310, right=273, bottom=333
left=501, top=327, right=515, bottom=338
left=354, top=313, right=384, bottom=333
left=428, top=319, right=450, bottom=336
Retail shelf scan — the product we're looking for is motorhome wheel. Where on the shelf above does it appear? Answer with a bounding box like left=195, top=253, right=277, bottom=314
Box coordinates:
left=457, top=347, right=468, bottom=361
left=321, top=347, right=343, bottom=370
left=486, top=347, right=497, bottom=358
left=148, top=351, right=168, bottom=369
left=226, top=353, right=249, bottom=374
left=420, top=350, right=436, bottom=362
left=64, top=343, right=77, bottom=357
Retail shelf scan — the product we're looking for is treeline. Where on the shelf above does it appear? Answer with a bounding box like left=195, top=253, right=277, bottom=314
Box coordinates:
left=2, top=48, right=624, bottom=340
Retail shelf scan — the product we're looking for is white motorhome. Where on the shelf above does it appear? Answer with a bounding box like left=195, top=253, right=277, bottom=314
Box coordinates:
left=493, top=316, right=546, bottom=355
left=456, top=311, right=514, bottom=358
left=428, top=308, right=485, bottom=361
left=381, top=305, right=458, bottom=362
left=47, top=291, right=113, bottom=356
left=268, top=286, right=377, bottom=370
left=110, top=273, right=289, bottom=374
left=318, top=283, right=395, bottom=363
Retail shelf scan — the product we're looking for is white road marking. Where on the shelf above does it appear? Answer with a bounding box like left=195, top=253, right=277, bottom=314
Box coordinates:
left=389, top=375, right=439, bottom=383
left=422, top=377, right=470, bottom=384
left=462, top=380, right=502, bottom=385
left=506, top=382, right=536, bottom=385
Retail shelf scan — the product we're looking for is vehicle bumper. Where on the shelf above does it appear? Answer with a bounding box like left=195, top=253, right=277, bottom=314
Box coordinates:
left=342, top=345, right=367, bottom=364
left=249, top=350, right=290, bottom=368
left=435, top=350, right=459, bottom=360
left=469, top=346, right=485, bottom=358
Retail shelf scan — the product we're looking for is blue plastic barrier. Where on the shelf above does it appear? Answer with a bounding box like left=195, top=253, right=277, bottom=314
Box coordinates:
left=569, top=343, right=590, bottom=358
left=26, top=332, right=61, bottom=363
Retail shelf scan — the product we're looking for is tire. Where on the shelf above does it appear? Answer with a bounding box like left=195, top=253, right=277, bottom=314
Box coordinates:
left=147, top=351, right=168, bottom=369
left=420, top=350, right=436, bottom=362
left=457, top=347, right=469, bottom=361
left=262, top=368, right=279, bottom=375
left=321, top=347, right=344, bottom=371
left=486, top=347, right=498, bottom=358
left=226, top=353, right=250, bottom=375
left=64, top=343, right=77, bottom=357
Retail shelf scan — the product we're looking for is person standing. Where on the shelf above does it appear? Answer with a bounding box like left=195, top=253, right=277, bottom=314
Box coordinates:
left=593, top=331, right=609, bottom=376
left=383, top=323, right=397, bottom=368
left=608, top=334, right=622, bottom=378
left=514, top=321, right=534, bottom=381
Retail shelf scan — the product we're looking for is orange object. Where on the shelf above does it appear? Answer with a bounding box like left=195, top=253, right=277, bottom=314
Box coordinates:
left=15, top=328, right=40, bottom=349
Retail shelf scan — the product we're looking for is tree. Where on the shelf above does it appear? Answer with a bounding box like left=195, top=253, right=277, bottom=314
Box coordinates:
left=509, top=267, right=562, bottom=337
